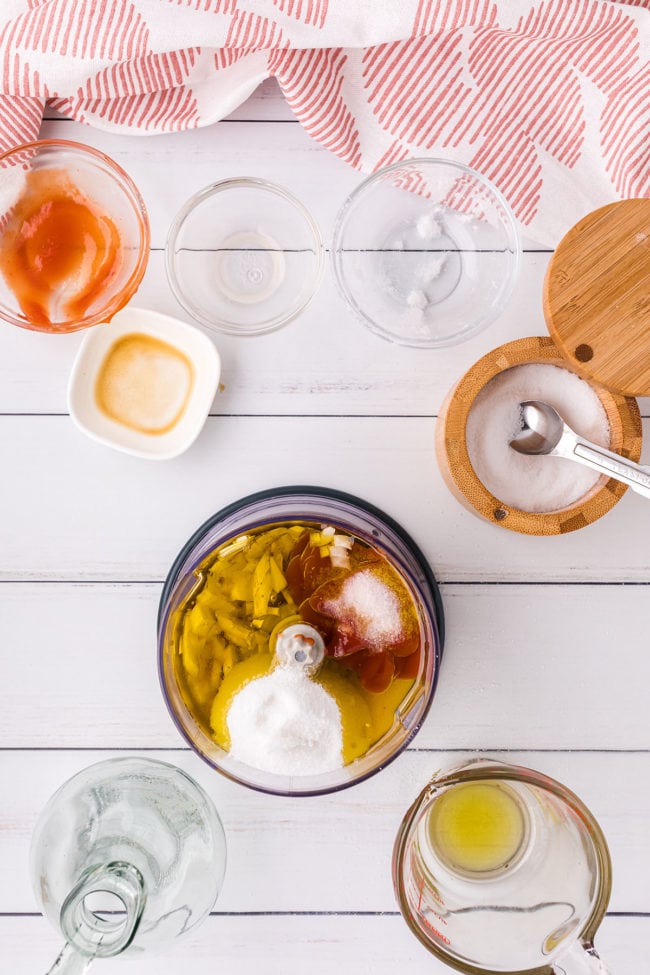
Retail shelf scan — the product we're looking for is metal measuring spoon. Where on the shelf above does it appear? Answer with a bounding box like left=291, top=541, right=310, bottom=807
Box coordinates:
left=510, top=400, right=650, bottom=500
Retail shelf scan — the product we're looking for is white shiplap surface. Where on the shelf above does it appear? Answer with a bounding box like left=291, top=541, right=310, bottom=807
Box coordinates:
left=1, top=80, right=648, bottom=974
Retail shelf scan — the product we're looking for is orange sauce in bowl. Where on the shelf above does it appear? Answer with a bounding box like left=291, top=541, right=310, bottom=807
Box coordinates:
left=0, top=168, right=122, bottom=329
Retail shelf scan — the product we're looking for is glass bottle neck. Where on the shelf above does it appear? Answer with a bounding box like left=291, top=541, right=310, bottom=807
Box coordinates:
left=60, top=861, right=146, bottom=959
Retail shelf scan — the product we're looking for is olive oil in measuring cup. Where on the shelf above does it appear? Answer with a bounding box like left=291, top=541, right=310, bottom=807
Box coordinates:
left=425, top=781, right=528, bottom=876
left=393, top=761, right=612, bottom=974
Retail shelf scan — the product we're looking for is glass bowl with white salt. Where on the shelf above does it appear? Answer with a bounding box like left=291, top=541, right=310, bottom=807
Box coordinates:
left=331, top=158, right=520, bottom=348
left=436, top=337, right=643, bottom=535
left=157, top=487, right=444, bottom=796
left=166, top=178, right=324, bottom=336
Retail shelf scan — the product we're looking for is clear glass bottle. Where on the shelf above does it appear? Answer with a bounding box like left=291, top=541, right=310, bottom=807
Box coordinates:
left=31, top=757, right=226, bottom=974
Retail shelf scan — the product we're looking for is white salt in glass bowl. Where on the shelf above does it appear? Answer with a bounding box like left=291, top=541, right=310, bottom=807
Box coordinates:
left=166, top=178, right=325, bottom=336
left=332, top=159, right=521, bottom=348
left=68, top=307, right=221, bottom=460
left=158, top=487, right=445, bottom=797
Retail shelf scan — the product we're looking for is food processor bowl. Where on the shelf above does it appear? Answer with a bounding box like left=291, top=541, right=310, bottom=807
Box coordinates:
left=158, top=487, right=444, bottom=797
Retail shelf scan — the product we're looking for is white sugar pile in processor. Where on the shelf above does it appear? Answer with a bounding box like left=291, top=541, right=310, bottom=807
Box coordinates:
left=227, top=666, right=343, bottom=776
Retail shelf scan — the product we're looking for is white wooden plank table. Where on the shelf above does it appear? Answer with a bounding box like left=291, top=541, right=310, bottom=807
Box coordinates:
left=1, top=80, right=648, bottom=973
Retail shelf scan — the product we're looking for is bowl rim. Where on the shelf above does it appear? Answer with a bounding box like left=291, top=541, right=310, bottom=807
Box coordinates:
left=157, top=485, right=445, bottom=797
left=165, top=177, right=326, bottom=337
left=330, top=156, right=522, bottom=349
left=0, top=139, right=150, bottom=333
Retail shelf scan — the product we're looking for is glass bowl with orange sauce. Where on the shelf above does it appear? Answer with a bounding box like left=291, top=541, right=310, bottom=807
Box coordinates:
left=0, top=140, right=149, bottom=333
left=158, top=487, right=445, bottom=797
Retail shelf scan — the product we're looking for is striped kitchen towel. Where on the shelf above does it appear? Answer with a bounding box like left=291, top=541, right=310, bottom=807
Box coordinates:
left=0, top=0, right=647, bottom=245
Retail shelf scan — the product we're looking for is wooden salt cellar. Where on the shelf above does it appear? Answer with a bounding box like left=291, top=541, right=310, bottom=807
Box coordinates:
left=437, top=199, right=648, bottom=535
left=436, top=337, right=642, bottom=535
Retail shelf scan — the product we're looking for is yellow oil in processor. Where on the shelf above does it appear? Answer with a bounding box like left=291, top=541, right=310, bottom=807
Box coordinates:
left=427, top=781, right=527, bottom=874
left=172, top=521, right=422, bottom=770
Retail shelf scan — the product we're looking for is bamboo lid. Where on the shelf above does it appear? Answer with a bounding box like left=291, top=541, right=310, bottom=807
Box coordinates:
left=544, top=198, right=650, bottom=397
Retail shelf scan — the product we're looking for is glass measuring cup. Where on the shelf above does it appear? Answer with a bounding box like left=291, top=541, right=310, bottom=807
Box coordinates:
left=31, top=757, right=226, bottom=974
left=392, top=760, right=612, bottom=974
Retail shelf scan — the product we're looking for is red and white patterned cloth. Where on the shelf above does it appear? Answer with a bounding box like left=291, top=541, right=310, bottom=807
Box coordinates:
left=0, top=0, right=648, bottom=244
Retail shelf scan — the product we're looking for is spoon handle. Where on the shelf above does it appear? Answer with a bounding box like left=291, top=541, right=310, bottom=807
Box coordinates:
left=556, top=430, right=650, bottom=500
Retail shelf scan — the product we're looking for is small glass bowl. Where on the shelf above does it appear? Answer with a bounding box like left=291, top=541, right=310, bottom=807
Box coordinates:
left=332, top=158, right=521, bottom=348
left=166, top=179, right=324, bottom=337
left=158, top=487, right=445, bottom=797
left=0, top=140, right=149, bottom=333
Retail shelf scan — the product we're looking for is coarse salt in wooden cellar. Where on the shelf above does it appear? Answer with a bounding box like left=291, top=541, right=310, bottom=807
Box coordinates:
left=436, top=199, right=649, bottom=535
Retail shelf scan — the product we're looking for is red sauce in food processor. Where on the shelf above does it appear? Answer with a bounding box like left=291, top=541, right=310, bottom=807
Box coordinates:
left=285, top=530, right=421, bottom=692
left=0, top=168, right=122, bottom=329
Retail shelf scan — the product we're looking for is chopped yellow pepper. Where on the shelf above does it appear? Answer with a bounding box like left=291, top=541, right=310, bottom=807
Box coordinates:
left=252, top=553, right=273, bottom=617
left=268, top=554, right=287, bottom=592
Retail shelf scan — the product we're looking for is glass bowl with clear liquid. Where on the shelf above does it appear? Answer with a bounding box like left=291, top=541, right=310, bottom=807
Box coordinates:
left=166, top=178, right=324, bottom=336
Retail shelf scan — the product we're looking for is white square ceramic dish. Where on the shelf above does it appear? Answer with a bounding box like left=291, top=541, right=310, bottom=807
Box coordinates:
left=67, top=307, right=221, bottom=459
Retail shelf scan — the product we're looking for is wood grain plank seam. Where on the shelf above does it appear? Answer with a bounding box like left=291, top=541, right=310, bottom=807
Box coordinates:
left=0, top=406, right=646, bottom=418
left=1, top=579, right=649, bottom=586
left=0, top=910, right=647, bottom=918
left=0, top=745, right=650, bottom=755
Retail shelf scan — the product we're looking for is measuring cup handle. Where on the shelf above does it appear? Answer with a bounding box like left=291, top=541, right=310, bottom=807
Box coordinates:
left=552, top=940, right=611, bottom=975
left=46, top=941, right=93, bottom=975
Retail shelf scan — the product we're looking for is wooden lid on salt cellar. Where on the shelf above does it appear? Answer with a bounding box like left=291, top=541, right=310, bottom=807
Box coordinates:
left=544, top=198, right=650, bottom=398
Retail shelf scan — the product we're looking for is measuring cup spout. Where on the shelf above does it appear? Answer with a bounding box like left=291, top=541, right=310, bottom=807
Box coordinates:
left=551, top=941, right=611, bottom=975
